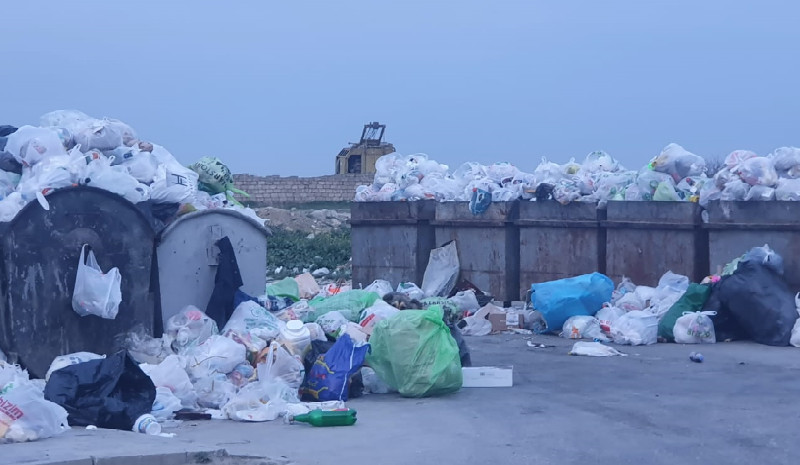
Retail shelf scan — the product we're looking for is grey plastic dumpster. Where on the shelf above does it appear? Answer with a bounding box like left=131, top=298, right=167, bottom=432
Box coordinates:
left=603, top=201, right=708, bottom=286
left=516, top=201, right=604, bottom=292
left=0, top=186, right=157, bottom=378
left=432, top=201, right=520, bottom=303
left=350, top=201, right=435, bottom=289
left=705, top=201, right=800, bottom=291
left=157, top=209, right=270, bottom=325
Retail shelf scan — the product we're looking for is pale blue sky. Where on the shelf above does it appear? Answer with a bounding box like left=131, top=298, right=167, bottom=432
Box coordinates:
left=1, top=1, right=798, bottom=176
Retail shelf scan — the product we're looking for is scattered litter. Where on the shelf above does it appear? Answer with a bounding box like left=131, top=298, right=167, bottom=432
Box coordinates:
left=689, top=352, right=704, bottom=363
left=461, top=366, right=513, bottom=388
left=526, top=341, right=554, bottom=349
left=568, top=341, right=627, bottom=357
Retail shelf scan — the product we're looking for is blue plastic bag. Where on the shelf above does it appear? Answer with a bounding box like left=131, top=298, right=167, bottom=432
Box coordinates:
left=300, top=334, right=370, bottom=402
left=531, top=273, right=614, bottom=331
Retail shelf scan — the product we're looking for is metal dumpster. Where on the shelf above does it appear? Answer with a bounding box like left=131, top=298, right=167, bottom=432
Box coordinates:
left=0, top=186, right=157, bottom=378
left=157, top=209, right=270, bottom=325
left=432, top=201, right=520, bottom=303
left=603, top=201, right=708, bottom=286
left=705, top=201, right=800, bottom=291
left=350, top=201, right=435, bottom=289
left=516, top=201, right=604, bottom=292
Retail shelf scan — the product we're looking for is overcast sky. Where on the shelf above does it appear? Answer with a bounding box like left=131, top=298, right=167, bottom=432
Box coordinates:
left=1, top=1, right=798, bottom=176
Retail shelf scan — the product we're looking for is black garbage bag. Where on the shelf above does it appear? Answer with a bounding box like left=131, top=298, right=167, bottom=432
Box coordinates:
left=206, top=236, right=243, bottom=328
left=447, top=322, right=472, bottom=367
left=713, top=261, right=798, bottom=346
left=702, top=285, right=745, bottom=342
left=44, top=351, right=156, bottom=430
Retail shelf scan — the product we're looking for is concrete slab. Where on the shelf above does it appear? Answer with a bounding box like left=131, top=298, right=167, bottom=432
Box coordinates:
left=4, top=335, right=800, bottom=465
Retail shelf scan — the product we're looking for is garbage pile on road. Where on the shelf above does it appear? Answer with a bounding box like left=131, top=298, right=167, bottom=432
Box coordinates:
left=493, top=244, right=800, bottom=350
left=0, top=111, right=261, bottom=225
left=0, top=243, right=483, bottom=443
left=354, top=144, right=800, bottom=206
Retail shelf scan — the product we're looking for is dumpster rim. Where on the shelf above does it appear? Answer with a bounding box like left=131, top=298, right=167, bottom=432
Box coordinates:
left=157, top=208, right=272, bottom=242
left=2, top=185, right=157, bottom=237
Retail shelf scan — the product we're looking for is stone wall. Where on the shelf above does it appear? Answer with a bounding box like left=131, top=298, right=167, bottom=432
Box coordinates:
left=233, top=173, right=373, bottom=206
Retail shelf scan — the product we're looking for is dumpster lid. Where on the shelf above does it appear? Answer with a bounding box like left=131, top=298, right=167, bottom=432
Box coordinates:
left=158, top=208, right=271, bottom=241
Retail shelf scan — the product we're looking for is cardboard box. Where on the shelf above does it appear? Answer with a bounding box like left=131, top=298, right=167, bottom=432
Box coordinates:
left=462, top=366, right=514, bottom=388
left=488, top=311, right=525, bottom=333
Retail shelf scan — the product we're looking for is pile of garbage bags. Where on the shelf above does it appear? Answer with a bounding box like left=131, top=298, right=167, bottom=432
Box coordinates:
left=0, top=111, right=260, bottom=225
left=354, top=143, right=800, bottom=207
left=519, top=244, right=800, bottom=348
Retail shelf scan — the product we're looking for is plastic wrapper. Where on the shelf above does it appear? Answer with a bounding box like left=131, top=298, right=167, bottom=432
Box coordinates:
left=744, top=184, right=775, bottom=201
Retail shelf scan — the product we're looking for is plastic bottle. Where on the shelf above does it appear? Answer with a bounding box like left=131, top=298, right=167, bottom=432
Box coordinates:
left=291, top=409, right=357, bottom=427
left=280, top=320, right=311, bottom=357
left=132, top=414, right=162, bottom=435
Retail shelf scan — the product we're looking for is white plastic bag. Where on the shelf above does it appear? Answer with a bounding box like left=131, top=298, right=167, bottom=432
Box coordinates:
left=673, top=311, right=717, bottom=344
left=165, top=306, right=218, bottom=351
left=364, top=279, right=393, bottom=298
left=193, top=374, right=237, bottom=409
left=4, top=126, right=68, bottom=167
left=222, top=301, right=284, bottom=344
left=0, top=192, right=27, bottom=223
left=458, top=314, right=493, bottom=336
left=0, top=382, right=70, bottom=443
left=71, top=245, right=122, bottom=319
left=45, top=352, right=105, bottom=382
left=139, top=355, right=197, bottom=408
left=151, top=387, right=182, bottom=421
left=396, top=282, right=425, bottom=301
left=611, top=311, right=658, bottom=346
left=448, top=290, right=480, bottom=313
left=561, top=316, right=609, bottom=341
left=595, top=306, right=626, bottom=334
left=615, top=292, right=646, bottom=312
left=185, top=335, right=247, bottom=379
left=568, top=341, right=626, bottom=357
left=315, top=311, right=349, bottom=336
left=149, top=145, right=199, bottom=204
left=73, top=120, right=124, bottom=152
left=421, top=241, right=460, bottom=298
left=256, top=341, right=305, bottom=390
left=85, top=166, right=150, bottom=203
left=359, top=300, right=400, bottom=335
left=790, top=293, right=800, bottom=348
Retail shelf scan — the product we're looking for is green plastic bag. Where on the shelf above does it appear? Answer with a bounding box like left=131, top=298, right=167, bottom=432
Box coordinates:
left=366, top=306, right=463, bottom=398
left=188, top=156, right=249, bottom=204
left=307, top=290, right=380, bottom=322
left=266, top=277, right=300, bottom=302
left=658, top=283, right=712, bottom=341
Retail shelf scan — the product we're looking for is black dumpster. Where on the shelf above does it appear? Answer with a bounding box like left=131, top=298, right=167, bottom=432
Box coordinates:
left=0, top=186, right=158, bottom=378
left=350, top=201, right=435, bottom=289
left=516, top=201, right=604, bottom=292
left=603, top=201, right=708, bottom=286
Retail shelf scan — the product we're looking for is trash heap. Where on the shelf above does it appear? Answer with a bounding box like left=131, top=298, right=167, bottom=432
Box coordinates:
left=494, top=244, right=800, bottom=350
left=1, top=240, right=481, bottom=444
left=354, top=144, right=800, bottom=206
left=0, top=111, right=261, bottom=225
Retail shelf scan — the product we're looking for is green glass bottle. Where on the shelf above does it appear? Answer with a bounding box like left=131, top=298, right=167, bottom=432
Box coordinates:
left=292, top=409, right=357, bottom=427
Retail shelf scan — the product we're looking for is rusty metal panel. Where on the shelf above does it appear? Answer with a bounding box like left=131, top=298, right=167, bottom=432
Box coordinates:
left=517, top=201, right=602, bottom=290
left=432, top=201, right=519, bottom=302
left=604, top=201, right=707, bottom=286
left=350, top=201, right=435, bottom=288
left=705, top=201, right=800, bottom=290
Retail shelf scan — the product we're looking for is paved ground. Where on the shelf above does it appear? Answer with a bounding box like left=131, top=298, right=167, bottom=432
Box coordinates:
left=5, top=335, right=800, bottom=465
